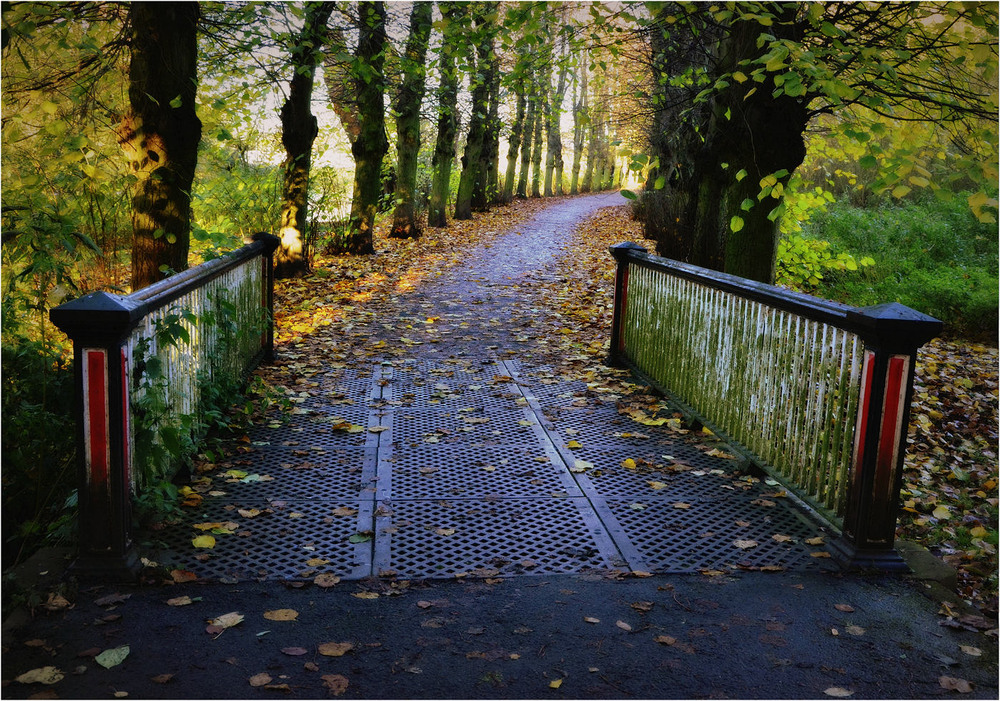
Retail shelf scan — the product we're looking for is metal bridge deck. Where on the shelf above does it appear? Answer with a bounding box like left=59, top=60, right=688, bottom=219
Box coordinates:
left=150, top=360, right=836, bottom=582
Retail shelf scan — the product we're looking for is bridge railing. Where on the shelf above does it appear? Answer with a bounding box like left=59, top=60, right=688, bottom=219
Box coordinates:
left=609, top=242, right=941, bottom=570
left=50, top=233, right=279, bottom=579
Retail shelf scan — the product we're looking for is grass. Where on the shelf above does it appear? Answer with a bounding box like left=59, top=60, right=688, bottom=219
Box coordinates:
left=798, top=195, right=998, bottom=342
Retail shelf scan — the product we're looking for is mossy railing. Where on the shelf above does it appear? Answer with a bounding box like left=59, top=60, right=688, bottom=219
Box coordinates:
left=50, top=234, right=279, bottom=579
left=609, top=242, right=941, bottom=570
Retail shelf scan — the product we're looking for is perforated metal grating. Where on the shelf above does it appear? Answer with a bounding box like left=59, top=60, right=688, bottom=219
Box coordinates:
left=601, top=496, right=838, bottom=573
left=150, top=361, right=839, bottom=582
left=372, top=497, right=624, bottom=578
left=148, top=498, right=372, bottom=581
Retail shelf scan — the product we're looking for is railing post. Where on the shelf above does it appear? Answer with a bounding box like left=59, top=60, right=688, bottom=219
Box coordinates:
left=50, top=292, right=143, bottom=581
left=830, top=302, right=942, bottom=570
left=252, top=232, right=280, bottom=363
left=609, top=242, right=647, bottom=367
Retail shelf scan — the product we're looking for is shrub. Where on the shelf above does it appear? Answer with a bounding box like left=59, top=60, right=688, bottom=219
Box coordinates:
left=800, top=196, right=999, bottom=341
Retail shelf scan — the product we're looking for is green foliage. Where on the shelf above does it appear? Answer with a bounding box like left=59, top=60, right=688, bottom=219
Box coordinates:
left=799, top=197, right=999, bottom=340
left=0, top=337, right=77, bottom=568
left=775, top=234, right=873, bottom=289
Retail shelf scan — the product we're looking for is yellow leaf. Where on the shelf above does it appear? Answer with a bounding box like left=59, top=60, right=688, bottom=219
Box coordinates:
left=263, top=609, right=299, bottom=621
left=318, top=642, right=354, bottom=657
left=621, top=458, right=637, bottom=470
left=549, top=679, right=563, bottom=689
left=352, top=592, right=379, bottom=599
left=566, top=440, right=583, bottom=449
left=932, top=505, right=950, bottom=519
left=192, top=535, right=216, bottom=549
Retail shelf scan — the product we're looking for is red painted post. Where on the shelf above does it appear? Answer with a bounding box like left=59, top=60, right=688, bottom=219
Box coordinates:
left=608, top=242, right=647, bottom=367
left=831, top=302, right=941, bottom=570
left=52, top=292, right=142, bottom=580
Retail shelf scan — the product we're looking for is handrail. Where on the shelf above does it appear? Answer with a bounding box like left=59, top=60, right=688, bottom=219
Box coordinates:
left=609, top=242, right=941, bottom=570
left=50, top=233, right=279, bottom=579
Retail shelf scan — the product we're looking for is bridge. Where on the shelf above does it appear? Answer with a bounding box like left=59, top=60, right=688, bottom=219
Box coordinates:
left=50, top=192, right=940, bottom=582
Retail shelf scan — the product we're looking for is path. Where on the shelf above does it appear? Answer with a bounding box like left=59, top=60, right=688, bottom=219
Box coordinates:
left=150, top=193, right=834, bottom=582
left=3, top=194, right=997, bottom=700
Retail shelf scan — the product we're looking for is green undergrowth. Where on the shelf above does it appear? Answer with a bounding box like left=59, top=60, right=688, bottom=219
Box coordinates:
left=793, top=196, right=998, bottom=342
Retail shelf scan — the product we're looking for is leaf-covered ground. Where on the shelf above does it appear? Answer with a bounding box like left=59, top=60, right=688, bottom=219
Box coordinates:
left=271, top=195, right=998, bottom=615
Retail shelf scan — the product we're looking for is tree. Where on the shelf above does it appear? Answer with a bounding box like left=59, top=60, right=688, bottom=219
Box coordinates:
left=502, top=74, right=527, bottom=203
left=569, top=49, right=589, bottom=195
left=543, top=39, right=569, bottom=197
left=428, top=3, right=464, bottom=228
left=121, top=2, right=202, bottom=290
left=455, top=3, right=498, bottom=220
left=275, top=2, right=334, bottom=277
left=640, top=2, right=998, bottom=283
left=325, top=1, right=388, bottom=254
left=389, top=2, right=433, bottom=239
left=516, top=66, right=538, bottom=199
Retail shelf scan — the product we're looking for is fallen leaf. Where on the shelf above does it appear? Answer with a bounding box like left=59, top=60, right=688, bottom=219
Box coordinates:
left=845, top=625, right=865, bottom=636
left=15, top=667, right=64, bottom=685
left=734, top=539, right=758, bottom=549
left=150, top=673, right=174, bottom=684
left=939, top=676, right=974, bottom=693
left=834, top=604, right=855, bottom=613
left=549, top=679, right=563, bottom=689
left=206, top=612, right=244, bottom=635
left=353, top=592, right=379, bottom=599
left=322, top=674, right=349, bottom=696
left=673, top=502, right=691, bottom=509
left=959, top=645, right=982, bottom=657
left=314, top=574, right=341, bottom=588
left=166, top=596, right=194, bottom=607
left=332, top=506, right=358, bottom=516
left=237, top=508, right=263, bottom=518
left=94, top=593, right=131, bottom=607
left=824, top=687, right=854, bottom=697
left=621, top=458, right=637, bottom=469
left=318, top=642, right=354, bottom=657
left=810, top=551, right=832, bottom=558
left=249, top=673, right=272, bottom=687
left=584, top=616, right=600, bottom=624
left=631, top=601, right=654, bottom=612
left=171, top=569, right=198, bottom=583
left=772, top=534, right=793, bottom=543
left=263, top=609, right=299, bottom=622
left=654, top=635, right=676, bottom=645
left=571, top=460, right=593, bottom=472
left=566, top=440, right=583, bottom=449
left=647, top=480, right=667, bottom=490
left=616, top=620, right=633, bottom=631
left=281, top=647, right=309, bottom=656
left=192, top=535, right=216, bottom=549
left=805, top=536, right=825, bottom=546
left=95, top=646, right=130, bottom=669
left=435, top=527, right=456, bottom=536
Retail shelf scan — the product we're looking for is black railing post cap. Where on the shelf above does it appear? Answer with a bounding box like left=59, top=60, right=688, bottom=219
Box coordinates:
left=610, top=241, right=647, bottom=259
left=847, top=302, right=943, bottom=350
left=49, top=290, right=141, bottom=344
left=251, top=231, right=281, bottom=254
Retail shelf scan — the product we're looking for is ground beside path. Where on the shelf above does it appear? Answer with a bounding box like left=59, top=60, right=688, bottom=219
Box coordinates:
left=2, top=193, right=997, bottom=698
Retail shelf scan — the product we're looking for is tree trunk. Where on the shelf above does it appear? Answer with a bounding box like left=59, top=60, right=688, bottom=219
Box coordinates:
left=569, top=52, right=587, bottom=195
left=389, top=2, right=433, bottom=239
left=516, top=76, right=536, bottom=198
left=529, top=77, right=547, bottom=197
left=544, top=53, right=568, bottom=197
left=455, top=4, right=496, bottom=220
left=276, top=2, right=334, bottom=278
left=123, top=2, right=201, bottom=290
left=479, top=56, right=501, bottom=208
left=502, top=76, right=526, bottom=203
left=428, top=4, right=462, bottom=228
left=342, top=2, right=388, bottom=255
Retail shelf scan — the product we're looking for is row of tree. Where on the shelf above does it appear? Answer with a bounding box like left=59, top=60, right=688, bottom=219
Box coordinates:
left=2, top=2, right=996, bottom=297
